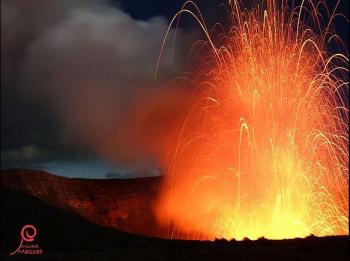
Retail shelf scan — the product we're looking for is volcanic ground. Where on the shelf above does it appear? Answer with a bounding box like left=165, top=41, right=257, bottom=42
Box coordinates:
left=1, top=169, right=348, bottom=260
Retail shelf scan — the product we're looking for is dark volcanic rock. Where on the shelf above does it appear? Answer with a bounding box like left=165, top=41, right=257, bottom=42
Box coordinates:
left=1, top=169, right=161, bottom=236
left=1, top=169, right=348, bottom=260
left=1, top=187, right=348, bottom=260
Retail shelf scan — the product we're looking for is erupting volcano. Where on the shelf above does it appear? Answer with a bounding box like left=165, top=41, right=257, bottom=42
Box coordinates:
left=155, top=0, right=349, bottom=241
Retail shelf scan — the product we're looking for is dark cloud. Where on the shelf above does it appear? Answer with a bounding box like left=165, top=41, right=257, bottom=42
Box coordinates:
left=105, top=167, right=161, bottom=179
left=1, top=0, right=196, bottom=170
left=1, top=145, right=49, bottom=168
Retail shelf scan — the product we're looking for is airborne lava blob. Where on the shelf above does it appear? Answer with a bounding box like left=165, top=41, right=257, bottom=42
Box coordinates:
left=155, top=0, right=349, bottom=240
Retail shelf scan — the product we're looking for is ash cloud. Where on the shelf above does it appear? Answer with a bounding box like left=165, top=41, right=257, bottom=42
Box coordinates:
left=2, top=0, right=197, bottom=171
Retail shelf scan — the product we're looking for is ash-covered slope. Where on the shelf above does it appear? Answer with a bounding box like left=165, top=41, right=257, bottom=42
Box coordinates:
left=0, top=169, right=161, bottom=236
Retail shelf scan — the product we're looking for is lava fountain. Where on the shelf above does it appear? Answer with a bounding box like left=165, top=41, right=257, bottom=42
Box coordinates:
left=155, top=0, right=349, bottom=240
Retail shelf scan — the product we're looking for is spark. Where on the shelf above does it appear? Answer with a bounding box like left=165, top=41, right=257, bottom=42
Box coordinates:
left=155, top=0, right=349, bottom=240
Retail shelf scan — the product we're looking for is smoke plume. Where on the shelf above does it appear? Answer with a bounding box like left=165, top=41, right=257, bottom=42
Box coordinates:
left=2, top=0, right=197, bottom=169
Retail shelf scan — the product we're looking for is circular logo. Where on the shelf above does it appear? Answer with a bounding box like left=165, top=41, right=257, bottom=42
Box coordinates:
left=20, top=225, right=37, bottom=242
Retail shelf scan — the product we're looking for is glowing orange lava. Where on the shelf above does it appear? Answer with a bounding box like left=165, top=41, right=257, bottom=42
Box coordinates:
left=155, top=0, right=349, bottom=240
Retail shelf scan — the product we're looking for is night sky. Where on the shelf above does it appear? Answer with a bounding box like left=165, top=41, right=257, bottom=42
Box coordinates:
left=1, top=0, right=348, bottom=178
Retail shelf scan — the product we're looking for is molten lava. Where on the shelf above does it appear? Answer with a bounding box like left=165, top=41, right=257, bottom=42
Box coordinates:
left=155, top=0, right=349, bottom=240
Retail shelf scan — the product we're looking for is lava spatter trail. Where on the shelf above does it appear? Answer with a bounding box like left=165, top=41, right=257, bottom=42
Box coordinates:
left=155, top=0, right=349, bottom=240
